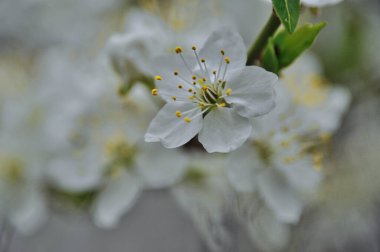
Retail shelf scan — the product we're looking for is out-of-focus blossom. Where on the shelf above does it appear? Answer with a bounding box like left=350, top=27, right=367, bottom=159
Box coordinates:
left=171, top=153, right=234, bottom=251
left=0, top=93, right=48, bottom=235
left=227, top=54, right=350, bottom=251
left=145, top=28, right=278, bottom=153
left=281, top=54, right=351, bottom=134
left=39, top=50, right=188, bottom=228
left=106, top=4, right=222, bottom=89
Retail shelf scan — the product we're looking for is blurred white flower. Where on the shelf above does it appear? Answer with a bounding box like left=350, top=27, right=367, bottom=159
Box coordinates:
left=171, top=153, right=234, bottom=251
left=145, top=28, right=278, bottom=153
left=106, top=6, right=222, bottom=88
left=227, top=83, right=325, bottom=250
left=0, top=95, right=48, bottom=235
left=282, top=53, right=351, bottom=134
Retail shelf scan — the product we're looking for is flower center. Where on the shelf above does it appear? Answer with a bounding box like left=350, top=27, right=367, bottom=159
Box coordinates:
left=153, top=46, right=233, bottom=123
left=0, top=156, right=24, bottom=183
left=104, top=135, right=136, bottom=179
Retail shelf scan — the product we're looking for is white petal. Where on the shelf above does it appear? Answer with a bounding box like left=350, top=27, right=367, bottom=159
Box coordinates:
left=153, top=54, right=198, bottom=102
left=225, top=66, right=278, bottom=118
left=198, top=108, right=252, bottom=153
left=226, top=145, right=264, bottom=193
left=9, top=184, right=47, bottom=235
left=92, top=172, right=141, bottom=229
left=248, top=206, right=291, bottom=251
left=47, top=156, right=103, bottom=193
left=257, top=169, right=303, bottom=224
left=199, top=27, right=247, bottom=73
left=275, top=159, right=322, bottom=194
left=302, top=0, right=343, bottom=7
left=136, top=143, right=188, bottom=189
left=145, top=102, right=203, bottom=148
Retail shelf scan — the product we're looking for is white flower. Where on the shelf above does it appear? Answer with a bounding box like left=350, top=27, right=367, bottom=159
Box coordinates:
left=0, top=96, right=48, bottom=235
left=171, top=154, right=234, bottom=251
left=145, top=28, right=278, bottom=153
left=282, top=53, right=351, bottom=134
left=227, top=84, right=324, bottom=250
left=106, top=8, right=222, bottom=87
left=301, top=0, right=343, bottom=7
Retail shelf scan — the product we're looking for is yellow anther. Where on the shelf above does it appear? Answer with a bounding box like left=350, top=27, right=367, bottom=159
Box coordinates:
left=192, top=45, right=197, bottom=50
left=202, top=85, right=209, bottom=91
left=174, top=71, right=179, bottom=76
left=282, top=126, right=289, bottom=133
left=283, top=156, right=295, bottom=164
left=184, top=117, right=192, bottom=123
left=188, top=88, right=193, bottom=93
left=280, top=140, right=290, bottom=148
left=225, top=57, right=230, bottom=64
left=220, top=49, right=225, bottom=55
left=175, top=111, right=182, bottom=118
left=199, top=102, right=205, bottom=107
left=217, top=103, right=226, bottom=107
left=193, top=82, right=197, bottom=85
left=226, top=88, right=232, bottom=96
left=175, top=46, right=183, bottom=54
left=192, top=75, right=197, bottom=80
left=155, top=75, right=162, bottom=81
left=193, top=91, right=197, bottom=95
left=151, top=89, right=158, bottom=96
left=199, top=78, right=204, bottom=84
left=178, top=84, right=183, bottom=89
left=188, top=96, right=195, bottom=100
left=202, top=78, right=206, bottom=82
left=171, top=96, right=177, bottom=101
left=201, top=58, right=205, bottom=63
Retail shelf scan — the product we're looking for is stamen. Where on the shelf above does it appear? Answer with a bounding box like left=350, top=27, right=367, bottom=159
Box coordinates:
left=175, top=46, right=183, bottom=54
left=175, top=111, right=182, bottom=118
left=184, top=117, right=192, bottom=123
left=222, top=57, right=230, bottom=81
left=201, top=59, right=212, bottom=82
left=178, top=84, right=183, bottom=89
left=226, top=88, right=232, bottom=96
left=171, top=96, right=177, bottom=101
left=155, top=75, right=162, bottom=81
left=151, top=89, right=158, bottom=96
left=192, top=47, right=206, bottom=78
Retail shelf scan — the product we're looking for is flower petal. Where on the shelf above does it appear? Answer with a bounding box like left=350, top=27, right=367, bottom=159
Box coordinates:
left=152, top=54, right=198, bottom=102
left=145, top=102, right=203, bottom=148
left=226, top=145, right=264, bottom=193
left=199, top=27, right=247, bottom=73
left=136, top=143, right=188, bottom=189
left=248, top=206, right=291, bottom=252
left=257, top=169, right=303, bottom=224
left=8, top=184, right=47, bottom=235
left=92, top=172, right=141, bottom=229
left=198, top=108, right=251, bottom=153
left=225, top=66, right=278, bottom=118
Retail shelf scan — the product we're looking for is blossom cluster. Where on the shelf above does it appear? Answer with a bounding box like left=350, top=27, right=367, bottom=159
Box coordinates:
left=1, top=0, right=367, bottom=251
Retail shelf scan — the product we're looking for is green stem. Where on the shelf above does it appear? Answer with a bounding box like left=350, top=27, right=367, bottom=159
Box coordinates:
left=246, top=10, right=281, bottom=66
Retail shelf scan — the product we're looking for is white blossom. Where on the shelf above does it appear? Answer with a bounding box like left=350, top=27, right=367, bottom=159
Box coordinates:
left=145, top=28, right=278, bottom=153
left=171, top=153, right=234, bottom=251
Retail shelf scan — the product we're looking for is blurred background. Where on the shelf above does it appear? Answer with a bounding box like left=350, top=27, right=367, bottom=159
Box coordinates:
left=1, top=0, right=380, bottom=251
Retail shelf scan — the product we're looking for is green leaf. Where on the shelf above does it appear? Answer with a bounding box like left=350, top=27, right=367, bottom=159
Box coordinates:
left=276, top=22, right=327, bottom=68
left=272, top=0, right=301, bottom=33
left=261, top=38, right=280, bottom=74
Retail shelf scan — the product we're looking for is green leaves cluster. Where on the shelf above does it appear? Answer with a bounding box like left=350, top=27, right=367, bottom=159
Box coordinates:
left=272, top=0, right=301, bottom=33
left=261, top=22, right=326, bottom=74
